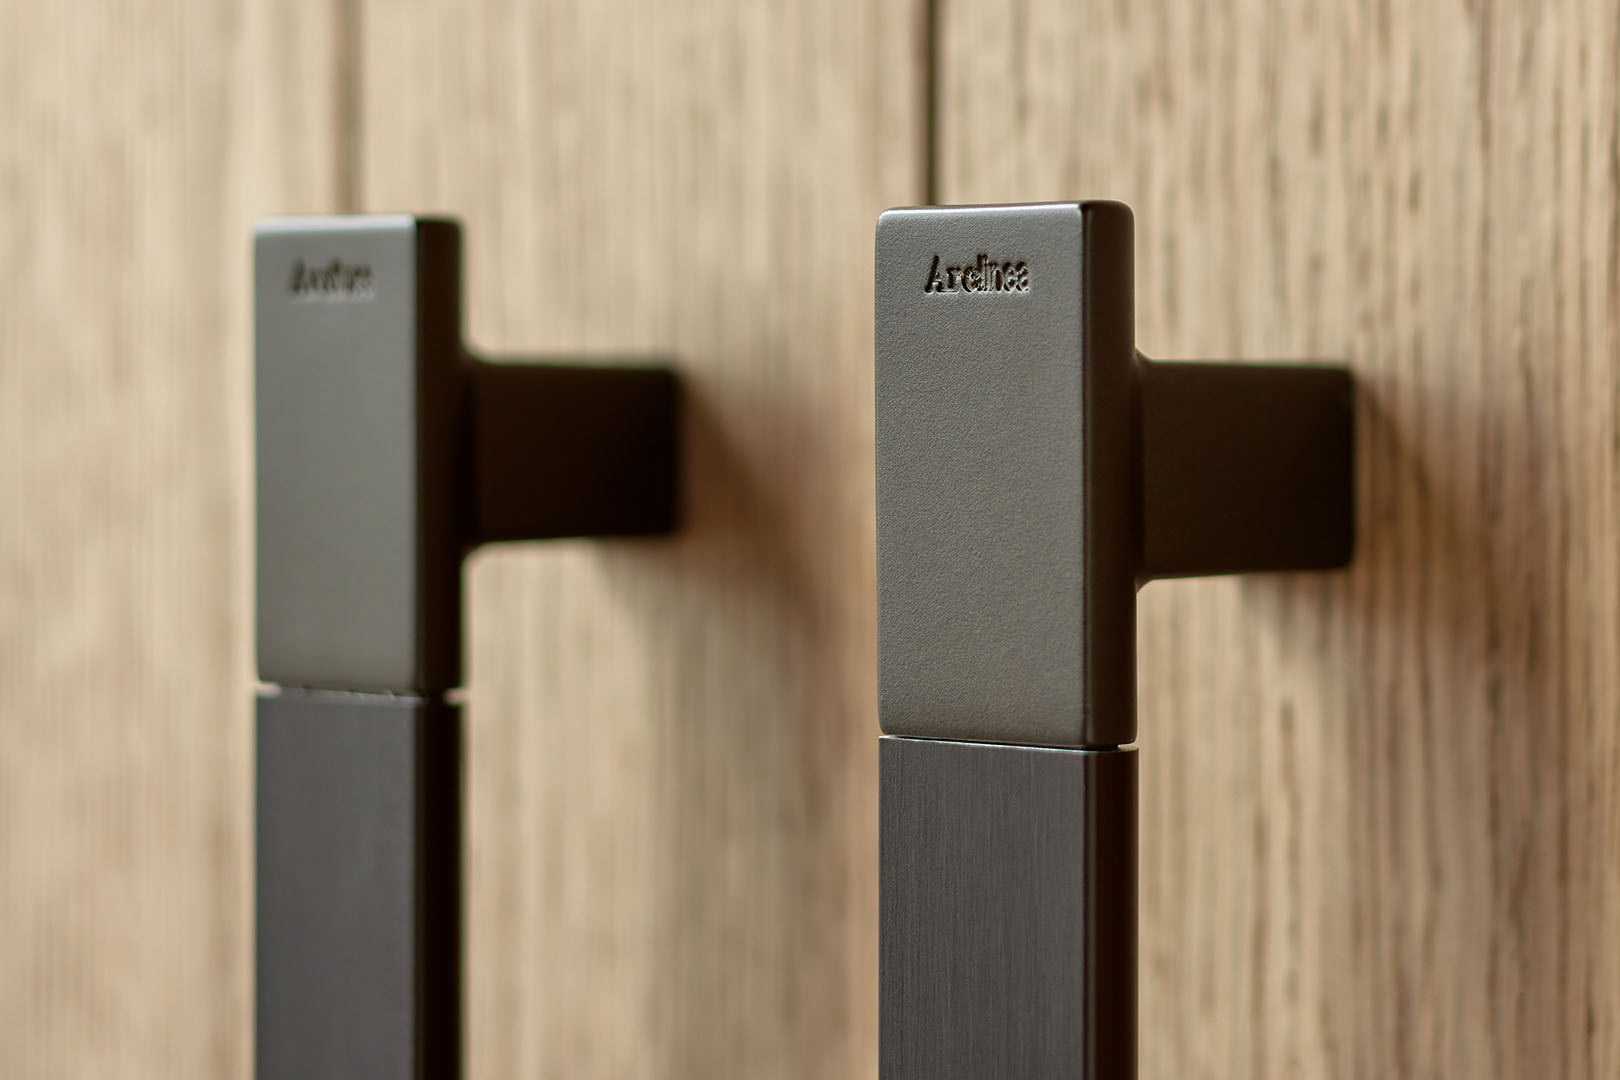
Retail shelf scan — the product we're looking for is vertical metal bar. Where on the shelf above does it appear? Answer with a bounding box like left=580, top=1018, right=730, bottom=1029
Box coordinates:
left=880, top=737, right=1136, bottom=1079
left=255, top=689, right=461, bottom=1080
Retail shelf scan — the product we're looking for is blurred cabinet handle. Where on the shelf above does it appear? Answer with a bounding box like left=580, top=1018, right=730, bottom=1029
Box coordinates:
left=252, top=215, right=679, bottom=1080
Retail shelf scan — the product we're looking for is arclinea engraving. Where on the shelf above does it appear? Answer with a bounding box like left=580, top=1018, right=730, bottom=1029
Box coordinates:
left=924, top=253, right=1030, bottom=295
left=288, top=258, right=376, bottom=301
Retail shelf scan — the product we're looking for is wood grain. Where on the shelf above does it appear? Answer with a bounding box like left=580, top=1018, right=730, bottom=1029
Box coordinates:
left=359, top=3, right=921, bottom=1076
left=0, top=0, right=342, bottom=1073
left=940, top=1, right=1620, bottom=1077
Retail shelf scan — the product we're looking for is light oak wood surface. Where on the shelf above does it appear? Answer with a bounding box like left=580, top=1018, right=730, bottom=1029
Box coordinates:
left=940, top=1, right=1620, bottom=1077
left=1, top=1, right=341, bottom=1075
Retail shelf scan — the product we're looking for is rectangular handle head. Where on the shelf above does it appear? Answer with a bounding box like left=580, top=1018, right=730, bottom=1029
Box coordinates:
left=255, top=216, right=464, bottom=694
left=876, top=201, right=1354, bottom=749
left=875, top=202, right=1138, bottom=748
left=255, top=215, right=680, bottom=695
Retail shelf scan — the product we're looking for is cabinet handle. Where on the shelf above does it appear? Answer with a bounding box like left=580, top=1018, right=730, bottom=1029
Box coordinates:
left=874, top=201, right=1354, bottom=1080
left=252, top=215, right=679, bottom=1080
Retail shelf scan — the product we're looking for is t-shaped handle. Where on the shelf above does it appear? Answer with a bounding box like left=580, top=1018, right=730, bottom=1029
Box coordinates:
left=252, top=215, right=678, bottom=1080
left=876, top=200, right=1353, bottom=749
left=875, top=201, right=1354, bottom=1080
left=255, top=215, right=678, bottom=695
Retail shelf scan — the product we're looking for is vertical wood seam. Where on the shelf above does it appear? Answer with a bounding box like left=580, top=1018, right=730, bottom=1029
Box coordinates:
left=924, top=0, right=942, bottom=204
left=334, top=0, right=363, bottom=211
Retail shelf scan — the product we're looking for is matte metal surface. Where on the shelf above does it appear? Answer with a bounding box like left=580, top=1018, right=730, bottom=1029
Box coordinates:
left=255, top=217, right=464, bottom=694
left=256, top=215, right=681, bottom=694
left=880, top=737, right=1136, bottom=1079
left=255, top=689, right=461, bottom=1080
left=876, top=203, right=1138, bottom=748
left=876, top=202, right=1356, bottom=748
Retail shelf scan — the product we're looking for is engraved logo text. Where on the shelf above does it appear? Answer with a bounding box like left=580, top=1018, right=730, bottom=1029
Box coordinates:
left=924, top=253, right=1029, bottom=295
left=289, top=258, right=376, bottom=301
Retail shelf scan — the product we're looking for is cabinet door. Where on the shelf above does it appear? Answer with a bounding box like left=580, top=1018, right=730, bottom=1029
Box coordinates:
left=939, top=3, right=1620, bottom=1077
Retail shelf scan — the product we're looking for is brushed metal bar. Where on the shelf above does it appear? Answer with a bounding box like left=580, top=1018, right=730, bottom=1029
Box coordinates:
left=881, top=737, right=1136, bottom=1080
left=255, top=688, right=461, bottom=1080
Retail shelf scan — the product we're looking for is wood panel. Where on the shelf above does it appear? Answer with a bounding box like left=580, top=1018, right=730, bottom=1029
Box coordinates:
left=940, top=2, right=1620, bottom=1077
left=359, top=3, right=921, bottom=1076
left=0, top=0, right=343, bottom=1074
